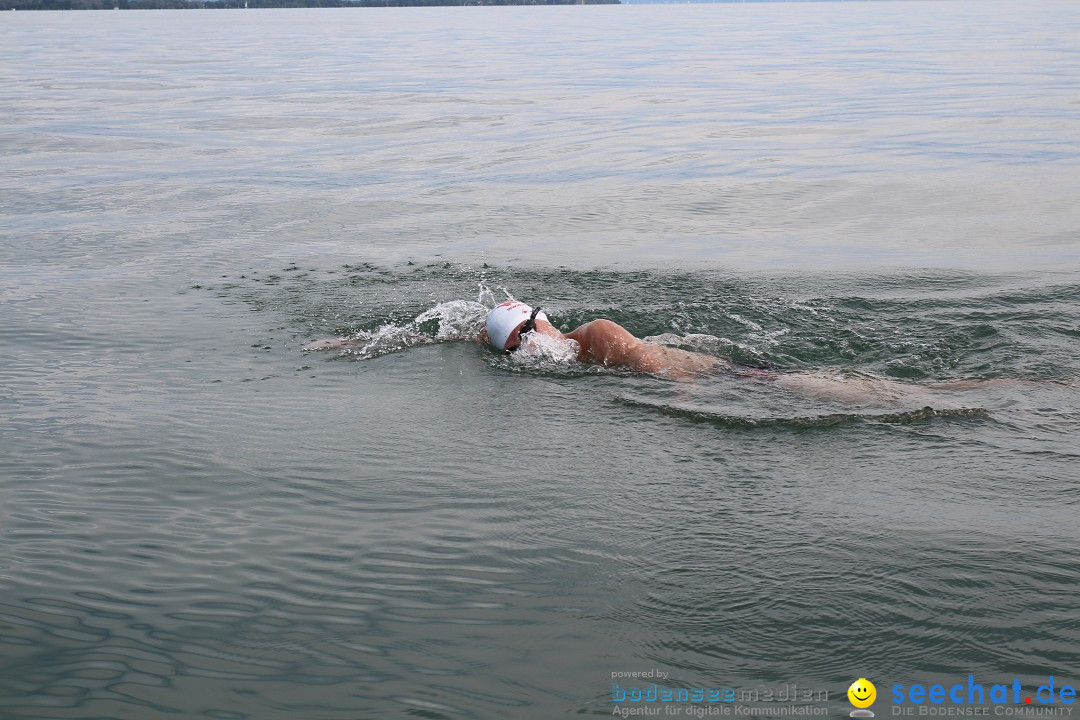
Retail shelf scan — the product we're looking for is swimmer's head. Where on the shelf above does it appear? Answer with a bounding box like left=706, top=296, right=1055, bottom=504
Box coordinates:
left=485, top=301, right=547, bottom=352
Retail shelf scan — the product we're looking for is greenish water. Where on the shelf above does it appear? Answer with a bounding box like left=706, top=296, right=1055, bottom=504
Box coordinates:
left=3, top=2, right=1080, bottom=719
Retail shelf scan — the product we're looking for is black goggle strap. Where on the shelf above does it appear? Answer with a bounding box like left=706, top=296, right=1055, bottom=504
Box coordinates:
left=506, top=306, right=542, bottom=354
left=520, top=307, right=542, bottom=337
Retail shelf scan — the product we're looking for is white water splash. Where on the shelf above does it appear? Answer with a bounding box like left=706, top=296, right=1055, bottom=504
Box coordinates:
left=510, top=331, right=581, bottom=367
left=303, top=299, right=488, bottom=359
left=413, top=299, right=489, bottom=340
left=303, top=282, right=528, bottom=359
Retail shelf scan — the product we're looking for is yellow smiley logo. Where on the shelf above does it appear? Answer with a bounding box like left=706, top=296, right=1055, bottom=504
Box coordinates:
left=848, top=678, right=876, bottom=708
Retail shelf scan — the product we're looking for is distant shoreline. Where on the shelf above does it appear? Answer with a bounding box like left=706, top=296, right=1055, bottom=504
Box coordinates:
left=5, top=0, right=618, bottom=8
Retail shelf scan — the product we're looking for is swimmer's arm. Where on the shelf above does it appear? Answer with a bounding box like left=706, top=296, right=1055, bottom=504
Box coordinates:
left=308, top=327, right=492, bottom=352
left=302, top=337, right=364, bottom=351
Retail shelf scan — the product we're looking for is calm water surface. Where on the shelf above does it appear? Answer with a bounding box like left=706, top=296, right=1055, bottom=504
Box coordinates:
left=2, top=2, right=1080, bottom=718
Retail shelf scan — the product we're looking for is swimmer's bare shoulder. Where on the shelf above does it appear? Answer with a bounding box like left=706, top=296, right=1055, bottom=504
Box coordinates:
left=567, top=319, right=727, bottom=380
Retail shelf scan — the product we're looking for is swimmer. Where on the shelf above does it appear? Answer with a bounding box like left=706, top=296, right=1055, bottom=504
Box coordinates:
left=301, top=299, right=747, bottom=380
left=481, top=300, right=756, bottom=381
left=305, top=299, right=1074, bottom=401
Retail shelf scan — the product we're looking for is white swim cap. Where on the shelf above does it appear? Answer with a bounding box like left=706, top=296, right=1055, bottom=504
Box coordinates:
left=485, top=300, right=548, bottom=351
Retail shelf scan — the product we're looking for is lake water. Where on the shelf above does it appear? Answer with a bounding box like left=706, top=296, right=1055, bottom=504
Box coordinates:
left=2, top=2, right=1080, bottom=718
